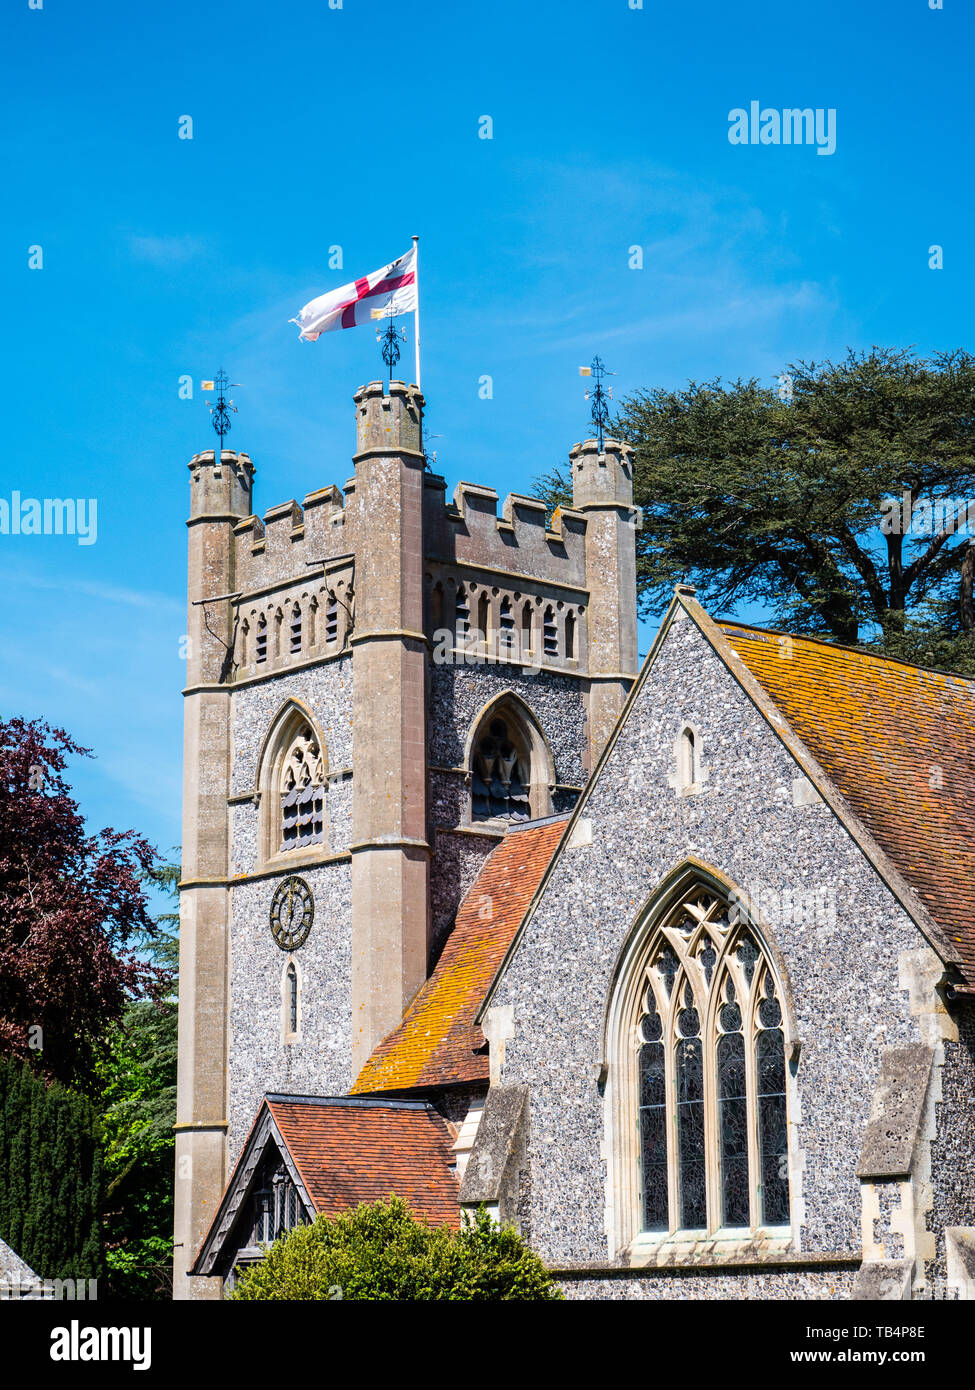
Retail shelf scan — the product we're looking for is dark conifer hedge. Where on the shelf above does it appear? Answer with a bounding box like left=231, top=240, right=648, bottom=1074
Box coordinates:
left=0, top=1057, right=102, bottom=1280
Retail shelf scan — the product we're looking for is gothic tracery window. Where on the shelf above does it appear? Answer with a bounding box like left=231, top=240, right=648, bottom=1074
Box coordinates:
left=471, top=715, right=531, bottom=822
left=634, top=887, right=790, bottom=1235
left=279, top=723, right=325, bottom=851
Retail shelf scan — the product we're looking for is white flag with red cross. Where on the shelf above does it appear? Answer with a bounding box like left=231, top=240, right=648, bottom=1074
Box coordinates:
left=290, top=246, right=417, bottom=342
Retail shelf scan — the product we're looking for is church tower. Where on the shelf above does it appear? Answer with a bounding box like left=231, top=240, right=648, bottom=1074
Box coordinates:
left=173, top=382, right=638, bottom=1298
left=347, top=381, right=431, bottom=1073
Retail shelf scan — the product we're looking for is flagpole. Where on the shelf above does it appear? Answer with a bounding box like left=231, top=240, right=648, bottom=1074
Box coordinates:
left=412, top=234, right=421, bottom=390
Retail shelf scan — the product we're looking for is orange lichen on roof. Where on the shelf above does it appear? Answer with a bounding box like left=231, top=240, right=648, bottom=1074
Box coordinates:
left=266, top=1097, right=459, bottom=1228
left=719, top=621, right=975, bottom=980
left=352, top=817, right=569, bottom=1095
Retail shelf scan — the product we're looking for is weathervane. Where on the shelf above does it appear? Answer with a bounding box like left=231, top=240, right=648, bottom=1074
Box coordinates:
left=203, top=369, right=241, bottom=455
left=376, top=313, right=408, bottom=383
left=579, top=354, right=615, bottom=451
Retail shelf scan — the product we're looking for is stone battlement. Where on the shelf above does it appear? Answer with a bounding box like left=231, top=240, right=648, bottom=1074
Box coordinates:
left=232, top=485, right=349, bottom=594
left=423, top=475, right=590, bottom=590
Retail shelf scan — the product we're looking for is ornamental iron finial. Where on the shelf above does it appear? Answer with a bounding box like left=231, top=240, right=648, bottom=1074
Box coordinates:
left=579, top=354, right=615, bottom=451
left=376, top=315, right=408, bottom=382
left=203, top=369, right=241, bottom=455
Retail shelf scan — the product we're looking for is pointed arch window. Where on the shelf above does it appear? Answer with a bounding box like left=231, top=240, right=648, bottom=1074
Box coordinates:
left=255, top=614, right=268, bottom=664
left=431, top=582, right=445, bottom=633
left=679, top=726, right=697, bottom=788
left=289, top=603, right=302, bottom=654
left=565, top=610, right=576, bottom=660
left=521, top=602, right=533, bottom=657
left=279, top=723, right=325, bottom=851
left=623, top=884, right=791, bottom=1240
left=476, top=592, right=490, bottom=648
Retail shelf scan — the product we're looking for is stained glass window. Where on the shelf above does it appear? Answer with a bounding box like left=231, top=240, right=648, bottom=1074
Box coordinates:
left=718, top=1023, right=748, bottom=1226
left=638, top=997, right=667, bottom=1231
left=757, top=976, right=789, bottom=1225
left=676, top=1029, right=706, bottom=1229
left=631, top=886, right=791, bottom=1241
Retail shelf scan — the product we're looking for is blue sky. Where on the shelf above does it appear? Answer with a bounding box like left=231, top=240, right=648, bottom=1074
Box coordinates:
left=1, top=0, right=971, bottom=873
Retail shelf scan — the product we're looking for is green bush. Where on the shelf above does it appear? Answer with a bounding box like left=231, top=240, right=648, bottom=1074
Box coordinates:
left=228, top=1196, right=563, bottom=1301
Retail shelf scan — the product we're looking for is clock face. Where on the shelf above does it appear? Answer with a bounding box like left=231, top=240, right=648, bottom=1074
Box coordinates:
left=269, top=876, right=314, bottom=951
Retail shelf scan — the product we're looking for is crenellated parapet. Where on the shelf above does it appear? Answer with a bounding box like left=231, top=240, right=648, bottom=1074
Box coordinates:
left=423, top=476, right=589, bottom=590
left=232, top=484, right=348, bottom=593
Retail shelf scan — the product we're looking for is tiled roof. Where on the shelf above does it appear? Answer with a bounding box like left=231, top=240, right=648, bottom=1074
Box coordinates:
left=266, top=1096, right=460, bottom=1228
left=352, top=817, right=569, bottom=1094
left=718, top=621, right=975, bottom=981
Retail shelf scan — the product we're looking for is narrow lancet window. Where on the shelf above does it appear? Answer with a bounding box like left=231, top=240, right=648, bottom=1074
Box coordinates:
left=287, top=962, right=298, bottom=1036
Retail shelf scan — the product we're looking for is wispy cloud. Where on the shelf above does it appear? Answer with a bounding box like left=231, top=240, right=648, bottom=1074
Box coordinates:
left=129, top=234, right=206, bottom=265
left=0, top=569, right=183, bottom=615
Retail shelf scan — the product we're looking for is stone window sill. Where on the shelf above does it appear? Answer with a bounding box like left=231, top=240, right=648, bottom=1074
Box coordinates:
left=628, top=1226, right=794, bottom=1267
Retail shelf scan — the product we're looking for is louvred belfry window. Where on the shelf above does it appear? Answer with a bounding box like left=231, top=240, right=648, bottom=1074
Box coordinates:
left=499, top=596, right=515, bottom=654
left=280, top=724, right=325, bottom=851
left=471, top=716, right=531, bottom=822
left=634, top=887, right=790, bottom=1235
left=325, top=593, right=339, bottom=644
